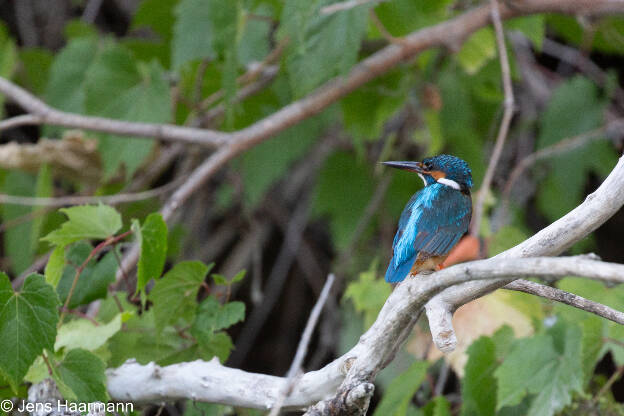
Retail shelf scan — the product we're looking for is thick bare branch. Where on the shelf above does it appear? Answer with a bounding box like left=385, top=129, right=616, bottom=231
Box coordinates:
left=106, top=255, right=624, bottom=410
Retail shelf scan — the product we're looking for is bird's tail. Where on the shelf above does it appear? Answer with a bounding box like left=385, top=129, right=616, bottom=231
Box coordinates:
left=384, top=255, right=416, bottom=283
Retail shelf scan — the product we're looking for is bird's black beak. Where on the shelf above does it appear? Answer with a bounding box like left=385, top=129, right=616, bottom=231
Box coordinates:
left=382, top=161, right=427, bottom=174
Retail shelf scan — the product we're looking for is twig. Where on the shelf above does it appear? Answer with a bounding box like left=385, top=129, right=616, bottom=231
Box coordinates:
left=14, top=0, right=38, bottom=47
left=198, top=65, right=280, bottom=126
left=594, top=364, right=624, bottom=403
left=0, top=178, right=181, bottom=207
left=229, top=189, right=314, bottom=367
left=502, top=123, right=618, bottom=200
left=59, top=229, right=133, bottom=325
left=470, top=0, right=515, bottom=236
left=541, top=37, right=624, bottom=109
left=268, top=274, right=335, bottom=416
left=0, top=114, right=41, bottom=131
left=505, top=279, right=624, bottom=325
left=320, top=0, right=388, bottom=15
left=0, top=77, right=227, bottom=147
left=82, top=0, right=104, bottom=23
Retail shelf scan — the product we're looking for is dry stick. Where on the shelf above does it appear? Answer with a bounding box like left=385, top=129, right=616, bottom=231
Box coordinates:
left=268, top=274, right=336, bottom=416
left=0, top=178, right=180, bottom=207
left=0, top=114, right=41, bottom=131
left=505, top=279, right=624, bottom=325
left=58, top=229, right=133, bottom=326
left=470, top=0, right=515, bottom=236
left=502, top=121, right=622, bottom=200
left=0, top=77, right=227, bottom=147
left=594, top=364, right=624, bottom=403
left=229, top=190, right=314, bottom=367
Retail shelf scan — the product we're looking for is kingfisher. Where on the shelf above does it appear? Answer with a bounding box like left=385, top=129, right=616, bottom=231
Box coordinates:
left=383, top=155, right=473, bottom=283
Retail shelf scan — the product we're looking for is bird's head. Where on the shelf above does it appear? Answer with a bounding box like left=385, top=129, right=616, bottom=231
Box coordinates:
left=383, top=154, right=473, bottom=192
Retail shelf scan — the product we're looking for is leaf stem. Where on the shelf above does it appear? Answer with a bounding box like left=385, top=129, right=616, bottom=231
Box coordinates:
left=41, top=350, right=54, bottom=376
left=58, top=229, right=133, bottom=326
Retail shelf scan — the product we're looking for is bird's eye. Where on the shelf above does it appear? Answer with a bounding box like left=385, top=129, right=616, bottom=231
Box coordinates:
left=424, top=161, right=433, bottom=170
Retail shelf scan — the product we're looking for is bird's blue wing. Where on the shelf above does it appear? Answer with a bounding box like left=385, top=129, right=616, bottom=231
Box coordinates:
left=385, top=185, right=471, bottom=283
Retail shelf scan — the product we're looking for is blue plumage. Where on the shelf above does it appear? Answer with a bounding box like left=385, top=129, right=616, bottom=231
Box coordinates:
left=383, top=155, right=473, bottom=283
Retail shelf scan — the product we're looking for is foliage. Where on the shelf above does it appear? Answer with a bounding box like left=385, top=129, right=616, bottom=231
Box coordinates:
left=0, top=0, right=623, bottom=414
left=0, top=204, right=245, bottom=400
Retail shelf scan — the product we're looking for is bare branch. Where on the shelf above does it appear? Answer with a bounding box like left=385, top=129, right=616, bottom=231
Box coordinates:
left=0, top=114, right=42, bottom=131
left=0, top=77, right=227, bottom=147
left=502, top=119, right=623, bottom=200
left=470, top=0, right=515, bottom=236
left=268, top=274, right=335, bottom=416
left=0, top=179, right=179, bottom=207
left=505, top=279, right=624, bottom=325
left=106, top=255, right=624, bottom=410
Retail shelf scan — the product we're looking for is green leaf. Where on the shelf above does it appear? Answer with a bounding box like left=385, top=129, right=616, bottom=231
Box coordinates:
left=192, top=296, right=245, bottom=334
left=279, top=0, right=369, bottom=96
left=45, top=246, right=66, bottom=288
left=0, top=273, right=59, bottom=391
left=84, top=42, right=141, bottom=115
left=313, top=152, right=375, bottom=250
left=240, top=114, right=328, bottom=206
left=106, top=308, right=187, bottom=367
left=133, top=0, right=178, bottom=43
left=555, top=277, right=624, bottom=368
left=423, top=396, right=451, bottom=416
left=457, top=28, right=496, bottom=75
left=461, top=337, right=498, bottom=416
left=536, top=76, right=614, bottom=221
left=230, top=270, right=246, bottom=284
left=372, top=0, right=452, bottom=37
left=64, top=20, right=98, bottom=40
left=341, top=69, right=409, bottom=141
left=32, top=165, right=53, bottom=253
left=506, top=15, right=545, bottom=50
left=373, top=361, right=428, bottom=416
left=211, top=274, right=228, bottom=286
left=54, top=349, right=108, bottom=402
left=494, top=322, right=583, bottom=416
left=56, top=243, right=117, bottom=309
left=149, top=261, right=211, bottom=331
left=0, top=23, right=17, bottom=117
left=95, top=61, right=172, bottom=178
left=2, top=171, right=36, bottom=274
left=172, top=0, right=237, bottom=69
left=42, top=205, right=122, bottom=247
left=17, top=48, right=53, bottom=95
left=55, top=314, right=122, bottom=352
left=195, top=331, right=234, bottom=363
left=136, top=213, right=168, bottom=292
left=45, top=37, right=99, bottom=116
left=344, top=261, right=391, bottom=328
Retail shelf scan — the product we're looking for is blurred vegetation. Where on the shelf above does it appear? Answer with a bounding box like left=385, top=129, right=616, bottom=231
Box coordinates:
left=0, top=0, right=623, bottom=415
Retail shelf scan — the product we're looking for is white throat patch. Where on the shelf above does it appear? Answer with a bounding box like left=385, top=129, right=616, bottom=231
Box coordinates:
left=417, top=173, right=427, bottom=187
left=437, top=177, right=461, bottom=190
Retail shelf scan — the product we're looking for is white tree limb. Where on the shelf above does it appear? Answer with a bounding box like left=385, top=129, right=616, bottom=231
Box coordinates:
left=106, top=255, right=624, bottom=410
